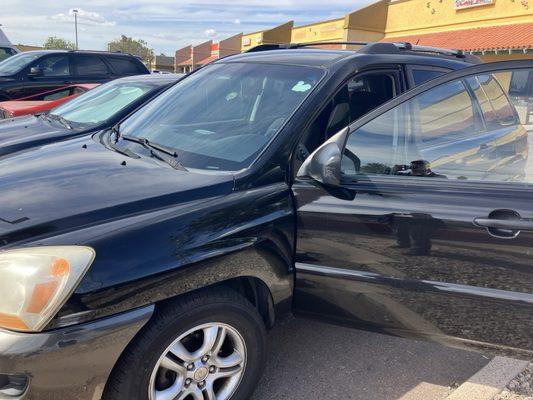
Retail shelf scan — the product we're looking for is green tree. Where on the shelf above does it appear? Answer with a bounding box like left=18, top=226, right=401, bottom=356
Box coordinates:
left=43, top=36, right=76, bottom=50
left=107, top=35, right=154, bottom=65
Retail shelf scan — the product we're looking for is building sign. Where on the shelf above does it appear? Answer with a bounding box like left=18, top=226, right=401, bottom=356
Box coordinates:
left=454, top=0, right=493, bottom=9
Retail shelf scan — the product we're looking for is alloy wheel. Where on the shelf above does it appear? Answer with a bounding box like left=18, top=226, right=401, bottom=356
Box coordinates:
left=148, top=322, right=247, bottom=400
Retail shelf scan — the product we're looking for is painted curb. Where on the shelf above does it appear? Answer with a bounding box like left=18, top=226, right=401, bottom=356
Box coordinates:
left=445, top=356, right=529, bottom=400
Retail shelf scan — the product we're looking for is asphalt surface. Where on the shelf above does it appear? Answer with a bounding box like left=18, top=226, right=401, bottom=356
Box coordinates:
left=252, top=315, right=490, bottom=400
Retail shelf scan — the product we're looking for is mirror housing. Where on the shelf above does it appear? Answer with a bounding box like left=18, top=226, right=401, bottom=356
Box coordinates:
left=297, top=127, right=350, bottom=187
left=28, top=67, right=43, bottom=77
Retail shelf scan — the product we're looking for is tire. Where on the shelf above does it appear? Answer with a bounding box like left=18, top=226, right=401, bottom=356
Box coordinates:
left=103, top=288, right=267, bottom=400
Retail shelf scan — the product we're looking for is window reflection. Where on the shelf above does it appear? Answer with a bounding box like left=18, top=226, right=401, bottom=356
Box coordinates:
left=342, top=69, right=532, bottom=183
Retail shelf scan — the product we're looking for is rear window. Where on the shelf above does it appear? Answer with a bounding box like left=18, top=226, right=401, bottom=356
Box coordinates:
left=107, top=57, right=144, bottom=74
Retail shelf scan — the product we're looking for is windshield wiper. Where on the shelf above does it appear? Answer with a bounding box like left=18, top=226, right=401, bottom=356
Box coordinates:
left=105, top=127, right=140, bottom=159
left=47, top=113, right=72, bottom=130
left=121, top=134, right=188, bottom=171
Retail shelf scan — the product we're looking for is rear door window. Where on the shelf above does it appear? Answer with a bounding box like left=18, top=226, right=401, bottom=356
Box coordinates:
left=73, top=56, right=110, bottom=76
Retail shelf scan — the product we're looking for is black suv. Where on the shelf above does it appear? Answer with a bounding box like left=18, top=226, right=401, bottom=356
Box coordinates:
left=0, top=50, right=149, bottom=100
left=0, top=42, right=532, bottom=400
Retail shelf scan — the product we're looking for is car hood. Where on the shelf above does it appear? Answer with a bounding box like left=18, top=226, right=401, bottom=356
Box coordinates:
left=0, top=135, right=234, bottom=245
left=1, top=100, right=53, bottom=113
left=0, top=114, right=75, bottom=156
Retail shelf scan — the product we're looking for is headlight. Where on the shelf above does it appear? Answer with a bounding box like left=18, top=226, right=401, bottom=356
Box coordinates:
left=0, top=246, right=95, bottom=332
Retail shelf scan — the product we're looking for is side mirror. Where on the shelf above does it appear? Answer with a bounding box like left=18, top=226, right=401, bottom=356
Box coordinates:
left=29, top=67, right=43, bottom=77
left=297, top=127, right=350, bottom=187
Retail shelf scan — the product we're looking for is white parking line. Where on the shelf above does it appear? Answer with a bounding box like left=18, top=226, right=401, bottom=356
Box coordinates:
left=444, top=356, right=529, bottom=400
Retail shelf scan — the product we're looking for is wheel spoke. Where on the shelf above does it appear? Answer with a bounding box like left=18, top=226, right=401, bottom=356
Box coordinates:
left=214, top=365, right=243, bottom=380
left=169, top=341, right=196, bottom=363
left=213, top=350, right=243, bottom=369
left=203, top=381, right=216, bottom=400
left=196, top=326, right=219, bottom=357
left=161, top=355, right=186, bottom=373
left=153, top=381, right=182, bottom=400
left=211, top=326, right=227, bottom=356
left=188, top=387, right=204, bottom=400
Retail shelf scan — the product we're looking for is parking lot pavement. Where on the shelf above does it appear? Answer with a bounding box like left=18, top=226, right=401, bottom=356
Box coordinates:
left=252, top=315, right=490, bottom=400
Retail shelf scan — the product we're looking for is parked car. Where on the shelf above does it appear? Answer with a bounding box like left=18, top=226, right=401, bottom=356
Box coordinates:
left=0, top=83, right=99, bottom=119
left=0, top=74, right=182, bottom=157
left=0, top=29, right=19, bottom=62
left=0, top=42, right=531, bottom=400
left=0, top=49, right=150, bottom=101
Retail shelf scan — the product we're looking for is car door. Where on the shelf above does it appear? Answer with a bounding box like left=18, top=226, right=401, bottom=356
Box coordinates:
left=71, top=54, right=113, bottom=84
left=293, top=59, right=533, bottom=359
left=22, top=54, right=72, bottom=97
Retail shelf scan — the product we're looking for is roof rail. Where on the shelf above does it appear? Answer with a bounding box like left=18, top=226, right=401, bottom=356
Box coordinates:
left=246, top=41, right=369, bottom=52
left=246, top=41, right=481, bottom=63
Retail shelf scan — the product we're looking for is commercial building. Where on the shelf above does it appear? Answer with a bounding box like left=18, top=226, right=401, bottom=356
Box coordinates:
left=150, top=55, right=174, bottom=73
left=177, top=0, right=532, bottom=65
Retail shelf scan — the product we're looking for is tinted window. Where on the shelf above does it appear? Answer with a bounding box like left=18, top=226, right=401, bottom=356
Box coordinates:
left=411, top=68, right=448, bottom=86
left=119, top=63, right=324, bottom=171
left=74, top=56, right=109, bottom=76
left=467, top=75, right=518, bottom=129
left=509, top=71, right=532, bottom=97
left=417, top=80, right=477, bottom=144
left=342, top=69, right=531, bottom=183
left=35, top=55, right=70, bottom=76
left=108, top=58, right=143, bottom=74
left=0, top=52, right=42, bottom=75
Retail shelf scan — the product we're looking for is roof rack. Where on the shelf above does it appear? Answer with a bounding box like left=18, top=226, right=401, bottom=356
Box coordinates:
left=246, top=41, right=481, bottom=63
left=246, top=42, right=369, bottom=52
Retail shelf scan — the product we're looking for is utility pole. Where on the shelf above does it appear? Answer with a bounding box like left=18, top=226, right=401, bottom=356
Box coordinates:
left=72, top=9, right=79, bottom=50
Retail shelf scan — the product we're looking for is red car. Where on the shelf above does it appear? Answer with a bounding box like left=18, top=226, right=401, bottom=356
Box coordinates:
left=0, top=83, right=99, bottom=119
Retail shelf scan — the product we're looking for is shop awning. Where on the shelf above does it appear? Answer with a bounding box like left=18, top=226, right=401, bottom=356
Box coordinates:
left=177, top=58, right=193, bottom=67
left=381, top=22, right=533, bottom=53
left=196, top=55, right=218, bottom=65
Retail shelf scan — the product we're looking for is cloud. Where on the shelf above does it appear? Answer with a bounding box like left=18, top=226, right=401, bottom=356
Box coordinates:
left=204, top=28, right=217, bottom=38
left=51, top=8, right=116, bottom=27
left=1, top=0, right=373, bottom=55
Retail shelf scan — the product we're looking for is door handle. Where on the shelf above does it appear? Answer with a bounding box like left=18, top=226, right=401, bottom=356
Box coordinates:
left=473, top=218, right=533, bottom=231
left=473, top=209, right=533, bottom=239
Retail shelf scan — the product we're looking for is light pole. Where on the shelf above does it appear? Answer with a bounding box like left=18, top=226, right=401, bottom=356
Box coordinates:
left=72, top=9, right=79, bottom=50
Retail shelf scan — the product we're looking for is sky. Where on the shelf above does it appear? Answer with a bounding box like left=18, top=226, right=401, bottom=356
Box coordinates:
left=1, top=1, right=373, bottom=55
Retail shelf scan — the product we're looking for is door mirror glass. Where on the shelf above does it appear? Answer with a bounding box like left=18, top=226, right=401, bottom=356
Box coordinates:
left=297, top=127, right=349, bottom=186
left=28, top=67, right=43, bottom=77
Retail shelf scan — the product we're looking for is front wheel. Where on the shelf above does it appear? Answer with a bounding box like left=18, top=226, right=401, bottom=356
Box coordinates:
left=103, top=288, right=267, bottom=400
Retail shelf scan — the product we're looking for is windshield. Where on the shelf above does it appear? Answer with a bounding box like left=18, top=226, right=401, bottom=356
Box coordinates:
left=50, top=80, right=155, bottom=125
left=119, top=62, right=324, bottom=171
left=0, top=51, right=42, bottom=75
left=0, top=47, right=17, bottom=63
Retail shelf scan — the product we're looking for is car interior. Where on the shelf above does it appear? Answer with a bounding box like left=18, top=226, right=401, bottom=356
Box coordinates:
left=296, top=72, right=397, bottom=163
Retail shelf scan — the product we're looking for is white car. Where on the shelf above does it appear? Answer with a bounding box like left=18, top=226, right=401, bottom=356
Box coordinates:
left=0, top=28, right=19, bottom=62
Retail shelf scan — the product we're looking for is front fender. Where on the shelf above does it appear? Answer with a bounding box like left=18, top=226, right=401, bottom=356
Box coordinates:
left=44, top=183, right=295, bottom=330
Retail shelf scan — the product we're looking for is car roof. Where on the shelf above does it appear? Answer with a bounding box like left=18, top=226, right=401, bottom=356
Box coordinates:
left=19, top=50, right=143, bottom=58
left=215, top=43, right=478, bottom=70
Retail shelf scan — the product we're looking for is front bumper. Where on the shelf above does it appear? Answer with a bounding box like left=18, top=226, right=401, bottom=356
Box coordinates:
left=0, top=305, right=154, bottom=400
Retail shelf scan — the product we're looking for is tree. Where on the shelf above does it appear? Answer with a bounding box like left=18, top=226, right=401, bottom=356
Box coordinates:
left=43, top=36, right=76, bottom=50
left=107, top=35, right=154, bottom=65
